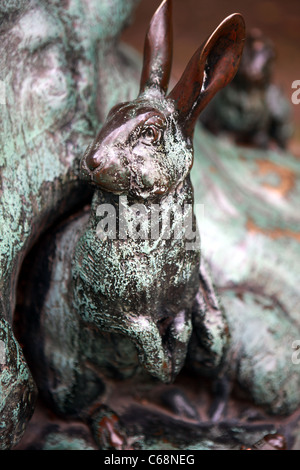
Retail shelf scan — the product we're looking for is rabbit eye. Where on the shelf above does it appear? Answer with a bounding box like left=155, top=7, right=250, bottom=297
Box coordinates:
left=140, top=125, right=162, bottom=146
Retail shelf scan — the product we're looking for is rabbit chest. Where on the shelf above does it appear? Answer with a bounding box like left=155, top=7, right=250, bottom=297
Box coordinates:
left=72, top=178, right=201, bottom=326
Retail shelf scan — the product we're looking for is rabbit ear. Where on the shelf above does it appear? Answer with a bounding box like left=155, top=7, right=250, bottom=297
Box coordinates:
left=168, top=13, right=245, bottom=138
left=139, top=0, right=173, bottom=95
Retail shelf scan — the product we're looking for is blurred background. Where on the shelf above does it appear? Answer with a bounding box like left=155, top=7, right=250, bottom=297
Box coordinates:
left=122, top=0, right=300, bottom=155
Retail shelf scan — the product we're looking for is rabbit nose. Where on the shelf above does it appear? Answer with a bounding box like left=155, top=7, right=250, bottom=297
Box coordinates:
left=85, top=147, right=102, bottom=171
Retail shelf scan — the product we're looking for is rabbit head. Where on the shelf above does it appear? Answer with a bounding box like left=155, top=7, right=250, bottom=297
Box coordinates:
left=233, top=28, right=275, bottom=88
left=81, top=0, right=245, bottom=200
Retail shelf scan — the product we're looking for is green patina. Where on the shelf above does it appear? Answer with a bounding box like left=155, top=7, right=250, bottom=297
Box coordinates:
left=191, top=124, right=300, bottom=414
left=1, top=0, right=300, bottom=451
left=43, top=433, right=95, bottom=450
left=0, top=0, right=142, bottom=449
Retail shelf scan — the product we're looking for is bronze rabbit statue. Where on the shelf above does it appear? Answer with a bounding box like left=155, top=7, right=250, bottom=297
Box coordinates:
left=1, top=0, right=300, bottom=451
left=200, top=27, right=293, bottom=148
left=13, top=0, right=247, bottom=449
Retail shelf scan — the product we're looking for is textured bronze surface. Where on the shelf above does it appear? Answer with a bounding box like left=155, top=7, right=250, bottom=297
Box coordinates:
left=3, top=0, right=300, bottom=452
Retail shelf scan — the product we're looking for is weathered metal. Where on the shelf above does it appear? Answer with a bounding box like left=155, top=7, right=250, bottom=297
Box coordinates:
left=1, top=0, right=300, bottom=451
left=18, top=0, right=242, bottom=431
left=200, top=28, right=293, bottom=148
left=0, top=0, right=142, bottom=449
